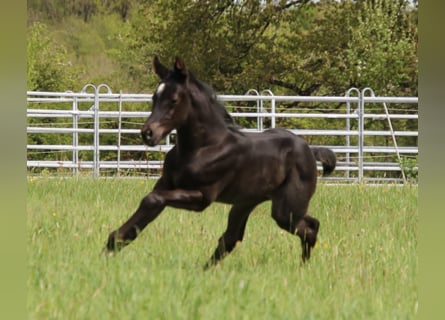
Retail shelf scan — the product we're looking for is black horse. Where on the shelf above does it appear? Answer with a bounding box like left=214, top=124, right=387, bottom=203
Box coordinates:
left=106, top=57, right=336, bottom=268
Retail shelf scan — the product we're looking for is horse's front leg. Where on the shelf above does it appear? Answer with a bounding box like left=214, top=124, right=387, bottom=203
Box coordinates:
left=105, top=188, right=208, bottom=253
left=105, top=191, right=166, bottom=252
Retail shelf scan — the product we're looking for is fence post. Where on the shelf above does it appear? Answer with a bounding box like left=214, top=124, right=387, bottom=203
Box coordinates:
left=358, top=89, right=365, bottom=183
left=117, top=91, right=123, bottom=177
left=72, top=95, right=79, bottom=176
left=93, top=87, right=100, bottom=178
left=81, top=83, right=112, bottom=178
left=94, top=84, right=112, bottom=178
left=81, top=84, right=98, bottom=177
left=245, top=89, right=261, bottom=131
left=345, top=88, right=360, bottom=181
left=261, top=89, right=275, bottom=129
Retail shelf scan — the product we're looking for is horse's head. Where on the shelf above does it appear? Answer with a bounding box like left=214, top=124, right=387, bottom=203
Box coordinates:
left=141, top=56, right=192, bottom=146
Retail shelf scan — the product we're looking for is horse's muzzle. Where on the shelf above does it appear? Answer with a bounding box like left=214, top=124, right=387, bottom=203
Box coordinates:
left=141, top=122, right=165, bottom=146
left=141, top=128, right=156, bottom=146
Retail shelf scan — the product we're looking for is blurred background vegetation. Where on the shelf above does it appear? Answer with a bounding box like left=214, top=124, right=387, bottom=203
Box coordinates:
left=27, top=0, right=418, bottom=179
left=27, top=0, right=417, bottom=96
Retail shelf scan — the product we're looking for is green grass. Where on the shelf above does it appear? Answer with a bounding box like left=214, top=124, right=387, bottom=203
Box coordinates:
left=27, top=178, right=417, bottom=319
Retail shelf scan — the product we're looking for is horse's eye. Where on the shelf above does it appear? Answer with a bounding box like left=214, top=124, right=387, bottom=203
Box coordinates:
left=171, top=98, right=178, bottom=105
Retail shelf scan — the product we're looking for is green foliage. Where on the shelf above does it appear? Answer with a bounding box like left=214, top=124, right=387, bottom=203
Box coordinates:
left=400, top=156, right=418, bottom=183
left=344, top=0, right=418, bottom=96
left=27, top=0, right=418, bottom=166
left=27, top=21, right=80, bottom=161
left=49, top=14, right=132, bottom=91
left=27, top=0, right=418, bottom=96
left=120, top=0, right=298, bottom=92
left=266, top=0, right=417, bottom=97
left=28, top=179, right=418, bottom=319
left=27, top=22, right=81, bottom=91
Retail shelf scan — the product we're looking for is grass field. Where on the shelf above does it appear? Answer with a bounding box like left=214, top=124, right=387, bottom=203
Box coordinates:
left=27, top=178, right=417, bottom=319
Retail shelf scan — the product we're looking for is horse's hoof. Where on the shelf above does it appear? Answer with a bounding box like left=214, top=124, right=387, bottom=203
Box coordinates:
left=101, top=246, right=116, bottom=257
left=203, top=258, right=223, bottom=271
left=301, top=242, right=312, bottom=263
left=105, top=231, right=127, bottom=253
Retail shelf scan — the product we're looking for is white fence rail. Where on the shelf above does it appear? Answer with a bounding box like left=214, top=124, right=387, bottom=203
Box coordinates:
left=27, top=85, right=418, bottom=183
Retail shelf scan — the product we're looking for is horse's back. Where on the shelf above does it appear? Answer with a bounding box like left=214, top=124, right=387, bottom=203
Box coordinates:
left=247, top=128, right=317, bottom=176
left=215, top=128, right=317, bottom=202
left=260, top=128, right=318, bottom=180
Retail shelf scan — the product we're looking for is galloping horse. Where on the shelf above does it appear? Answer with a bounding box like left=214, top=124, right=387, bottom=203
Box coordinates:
left=106, top=57, right=336, bottom=268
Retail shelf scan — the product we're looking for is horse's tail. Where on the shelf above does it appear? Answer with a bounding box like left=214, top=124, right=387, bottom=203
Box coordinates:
left=311, top=147, right=336, bottom=176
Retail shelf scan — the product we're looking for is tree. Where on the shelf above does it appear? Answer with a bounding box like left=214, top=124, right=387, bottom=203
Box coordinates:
left=27, top=0, right=417, bottom=97
left=260, top=0, right=417, bottom=97
left=344, top=0, right=417, bottom=96
left=27, top=22, right=81, bottom=91
left=119, top=0, right=310, bottom=93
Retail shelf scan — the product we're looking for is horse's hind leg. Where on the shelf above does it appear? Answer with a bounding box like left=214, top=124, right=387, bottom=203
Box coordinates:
left=271, top=179, right=319, bottom=262
left=204, top=202, right=257, bottom=269
left=296, top=215, right=319, bottom=261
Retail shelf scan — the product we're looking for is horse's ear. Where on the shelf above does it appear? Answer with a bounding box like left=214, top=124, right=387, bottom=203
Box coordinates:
left=174, top=57, right=187, bottom=78
left=153, top=56, right=169, bottom=79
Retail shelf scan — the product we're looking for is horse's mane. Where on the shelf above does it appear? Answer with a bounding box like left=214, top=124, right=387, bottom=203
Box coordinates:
left=187, top=72, right=238, bottom=129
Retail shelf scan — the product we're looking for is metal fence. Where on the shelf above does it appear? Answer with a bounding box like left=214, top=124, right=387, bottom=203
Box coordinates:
left=27, top=85, right=418, bottom=183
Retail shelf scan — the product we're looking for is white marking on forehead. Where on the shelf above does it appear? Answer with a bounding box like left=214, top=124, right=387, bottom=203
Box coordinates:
left=156, top=83, right=165, bottom=96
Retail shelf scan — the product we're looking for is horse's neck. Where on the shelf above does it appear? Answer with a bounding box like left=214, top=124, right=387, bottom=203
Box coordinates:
left=176, top=105, right=228, bottom=155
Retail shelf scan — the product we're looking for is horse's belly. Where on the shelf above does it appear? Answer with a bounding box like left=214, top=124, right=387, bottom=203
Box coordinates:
left=216, top=165, right=286, bottom=204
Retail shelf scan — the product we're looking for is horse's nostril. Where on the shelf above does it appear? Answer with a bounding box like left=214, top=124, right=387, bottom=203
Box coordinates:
left=141, top=128, right=152, bottom=143
left=142, top=128, right=151, bottom=137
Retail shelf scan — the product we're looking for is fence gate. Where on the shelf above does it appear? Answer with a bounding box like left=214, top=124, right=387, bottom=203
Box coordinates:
left=27, top=86, right=418, bottom=183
